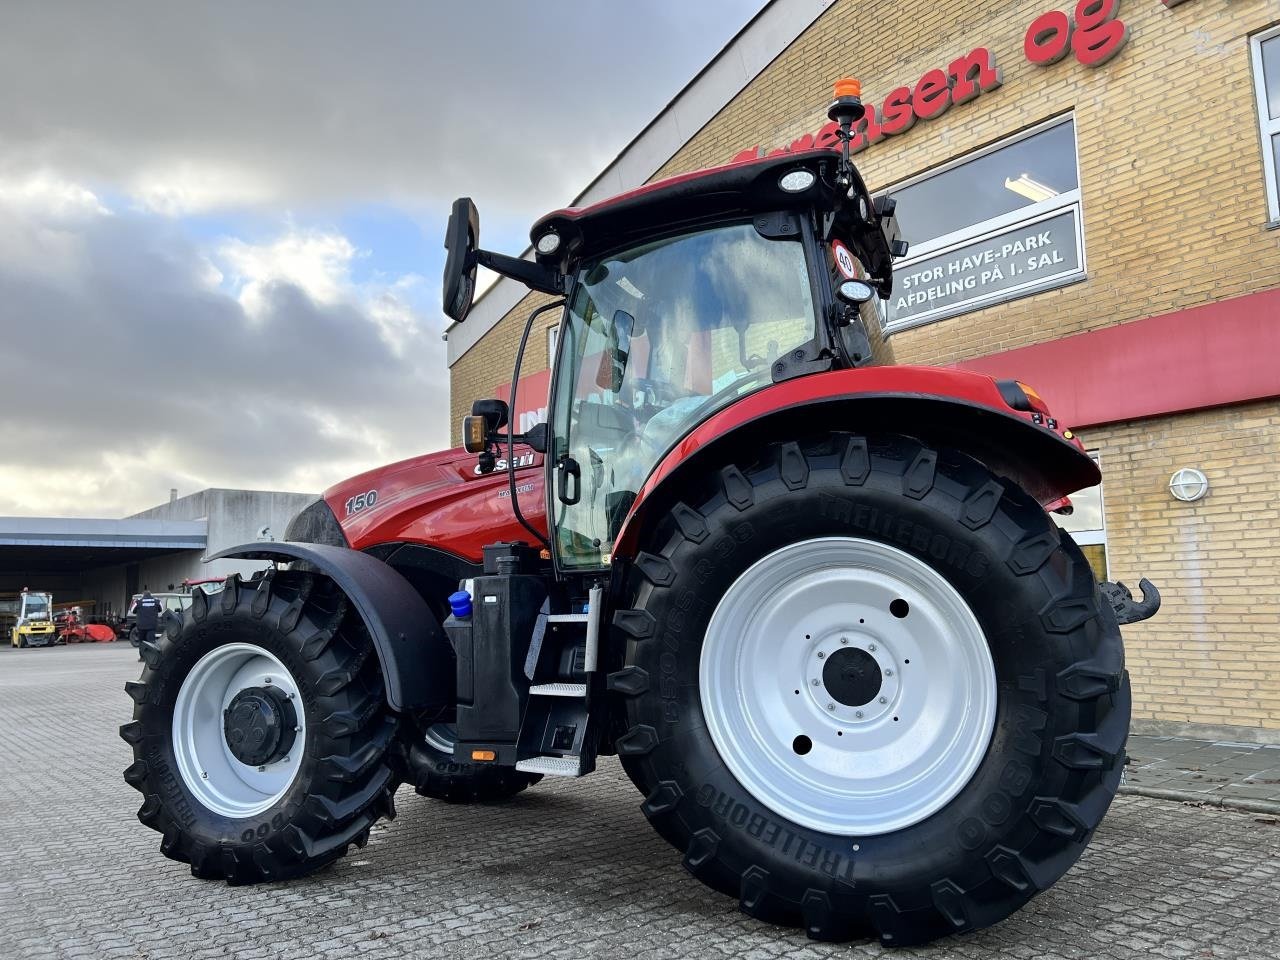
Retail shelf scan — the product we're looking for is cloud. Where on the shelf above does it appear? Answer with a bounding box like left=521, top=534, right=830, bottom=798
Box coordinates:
left=0, top=183, right=447, bottom=517
left=219, top=229, right=359, bottom=316
left=130, top=163, right=275, bottom=217
left=0, top=2, right=766, bottom=226
left=0, top=1, right=769, bottom=517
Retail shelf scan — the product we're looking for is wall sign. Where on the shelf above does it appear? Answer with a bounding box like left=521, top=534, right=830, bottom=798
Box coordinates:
left=888, top=208, right=1083, bottom=328
left=737, top=0, right=1135, bottom=163
left=1025, top=0, right=1129, bottom=68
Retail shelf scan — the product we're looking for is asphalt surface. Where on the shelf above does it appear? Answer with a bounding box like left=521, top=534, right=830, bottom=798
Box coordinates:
left=3, top=642, right=1278, bottom=960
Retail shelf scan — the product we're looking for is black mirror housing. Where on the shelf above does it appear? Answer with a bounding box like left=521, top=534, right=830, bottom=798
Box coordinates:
left=443, top=197, right=480, bottom=322
left=470, top=398, right=509, bottom=432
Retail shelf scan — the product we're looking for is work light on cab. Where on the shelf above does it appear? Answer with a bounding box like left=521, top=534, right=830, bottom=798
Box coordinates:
left=778, top=168, right=816, bottom=192
left=535, top=230, right=561, bottom=256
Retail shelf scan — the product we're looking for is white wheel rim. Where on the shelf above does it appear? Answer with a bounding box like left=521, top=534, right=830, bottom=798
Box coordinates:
left=172, top=643, right=306, bottom=819
left=700, top=536, right=996, bottom=836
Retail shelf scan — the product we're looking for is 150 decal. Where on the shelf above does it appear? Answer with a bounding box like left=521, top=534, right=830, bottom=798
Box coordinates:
left=344, top=489, right=378, bottom=516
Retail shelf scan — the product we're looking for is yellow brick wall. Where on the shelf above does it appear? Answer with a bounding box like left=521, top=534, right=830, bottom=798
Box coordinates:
left=1085, top=400, right=1280, bottom=732
left=449, top=0, right=1280, bottom=733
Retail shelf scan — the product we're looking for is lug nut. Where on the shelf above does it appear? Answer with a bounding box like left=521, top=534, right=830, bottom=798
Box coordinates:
left=840, top=636, right=849, bottom=645
left=264, top=677, right=273, bottom=685
left=201, top=771, right=208, bottom=779
left=287, top=691, right=295, bottom=700
left=827, top=703, right=835, bottom=711
left=294, top=725, right=302, bottom=733
left=817, top=651, right=825, bottom=659
left=879, top=696, right=888, bottom=704
left=885, top=669, right=894, bottom=677
left=811, top=679, right=820, bottom=686
left=258, top=765, right=266, bottom=772
left=868, top=644, right=877, bottom=652
left=855, top=710, right=864, bottom=719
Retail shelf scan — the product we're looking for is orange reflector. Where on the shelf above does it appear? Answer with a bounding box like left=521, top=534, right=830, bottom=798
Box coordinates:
left=833, top=77, right=862, bottom=99
left=471, top=749, right=496, bottom=762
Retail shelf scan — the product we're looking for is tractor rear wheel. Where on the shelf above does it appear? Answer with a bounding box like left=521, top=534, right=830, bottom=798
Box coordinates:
left=613, top=434, right=1128, bottom=946
left=121, top=570, right=400, bottom=884
left=407, top=722, right=541, bottom=803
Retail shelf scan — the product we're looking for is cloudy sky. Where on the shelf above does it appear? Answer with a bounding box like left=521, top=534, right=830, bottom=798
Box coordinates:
left=0, top=1, right=766, bottom=517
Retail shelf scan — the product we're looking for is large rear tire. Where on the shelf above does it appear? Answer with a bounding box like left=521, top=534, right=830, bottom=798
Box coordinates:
left=613, top=434, right=1128, bottom=945
left=121, top=571, right=399, bottom=884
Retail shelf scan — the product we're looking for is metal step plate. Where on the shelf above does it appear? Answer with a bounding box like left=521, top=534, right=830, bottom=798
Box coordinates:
left=546, top=613, right=589, bottom=623
left=528, top=682, right=588, bottom=698
left=515, top=755, right=585, bottom=777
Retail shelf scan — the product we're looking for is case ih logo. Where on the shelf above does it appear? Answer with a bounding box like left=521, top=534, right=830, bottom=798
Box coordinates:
left=735, top=0, right=1131, bottom=163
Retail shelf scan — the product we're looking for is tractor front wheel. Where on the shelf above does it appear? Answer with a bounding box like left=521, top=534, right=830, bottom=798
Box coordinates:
left=121, top=570, right=399, bottom=884
left=613, top=434, right=1128, bottom=945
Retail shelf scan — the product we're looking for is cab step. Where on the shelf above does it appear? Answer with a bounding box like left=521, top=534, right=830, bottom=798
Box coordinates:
left=515, top=754, right=594, bottom=777
left=529, top=682, right=588, bottom=697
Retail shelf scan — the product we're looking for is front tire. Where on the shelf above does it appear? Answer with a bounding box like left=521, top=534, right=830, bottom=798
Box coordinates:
left=613, top=434, right=1128, bottom=945
left=121, top=571, right=399, bottom=884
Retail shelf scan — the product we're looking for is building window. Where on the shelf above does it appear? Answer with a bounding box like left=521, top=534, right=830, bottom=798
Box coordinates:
left=1252, top=27, right=1280, bottom=222
left=882, top=116, right=1085, bottom=332
left=1054, top=452, right=1107, bottom=580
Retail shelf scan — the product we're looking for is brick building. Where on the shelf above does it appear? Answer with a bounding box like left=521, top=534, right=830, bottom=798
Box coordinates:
left=446, top=0, right=1280, bottom=740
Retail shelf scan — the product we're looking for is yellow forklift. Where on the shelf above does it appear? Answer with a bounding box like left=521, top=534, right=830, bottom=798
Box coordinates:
left=5, top=588, right=58, bottom=647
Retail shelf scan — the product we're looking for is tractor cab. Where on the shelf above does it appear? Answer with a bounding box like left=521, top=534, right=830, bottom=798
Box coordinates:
left=448, top=81, right=906, bottom=572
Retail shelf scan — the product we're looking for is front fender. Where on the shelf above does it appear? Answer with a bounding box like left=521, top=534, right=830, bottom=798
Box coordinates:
left=615, top=367, right=1099, bottom=558
left=207, top=541, right=449, bottom=712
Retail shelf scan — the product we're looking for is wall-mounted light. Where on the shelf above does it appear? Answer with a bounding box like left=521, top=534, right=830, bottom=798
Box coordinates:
left=1168, top=468, right=1209, bottom=502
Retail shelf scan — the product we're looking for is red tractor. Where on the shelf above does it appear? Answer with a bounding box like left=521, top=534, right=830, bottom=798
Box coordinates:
left=122, top=82, right=1159, bottom=945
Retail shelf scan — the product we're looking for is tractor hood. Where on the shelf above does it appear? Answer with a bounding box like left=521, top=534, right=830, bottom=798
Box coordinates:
left=316, top=445, right=547, bottom=564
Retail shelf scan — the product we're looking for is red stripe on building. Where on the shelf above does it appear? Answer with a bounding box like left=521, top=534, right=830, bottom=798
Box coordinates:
left=955, top=287, right=1280, bottom=428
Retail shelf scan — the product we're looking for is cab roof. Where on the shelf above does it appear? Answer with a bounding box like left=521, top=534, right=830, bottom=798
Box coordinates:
left=529, top=148, right=870, bottom=264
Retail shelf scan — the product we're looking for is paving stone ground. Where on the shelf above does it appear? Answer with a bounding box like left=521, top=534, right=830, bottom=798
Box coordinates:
left=2, top=642, right=1278, bottom=960
left=1125, top=734, right=1280, bottom=809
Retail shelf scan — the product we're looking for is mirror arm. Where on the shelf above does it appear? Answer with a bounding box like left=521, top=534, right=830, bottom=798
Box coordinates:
left=473, top=249, right=564, bottom=296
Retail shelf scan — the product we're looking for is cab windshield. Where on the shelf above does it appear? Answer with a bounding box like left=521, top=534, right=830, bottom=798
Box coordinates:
left=551, top=221, right=817, bottom=569
left=23, top=596, right=50, bottom=618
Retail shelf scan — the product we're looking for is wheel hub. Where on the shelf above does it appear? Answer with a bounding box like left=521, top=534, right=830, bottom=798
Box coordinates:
left=822, top=646, right=881, bottom=706
left=223, top=686, right=297, bottom=767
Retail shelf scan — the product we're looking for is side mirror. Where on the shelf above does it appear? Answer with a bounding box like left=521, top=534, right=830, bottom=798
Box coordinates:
left=462, top=398, right=509, bottom=454
left=443, top=197, right=480, bottom=323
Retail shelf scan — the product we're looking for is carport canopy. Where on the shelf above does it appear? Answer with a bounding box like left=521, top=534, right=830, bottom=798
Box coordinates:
left=0, top=516, right=208, bottom=576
